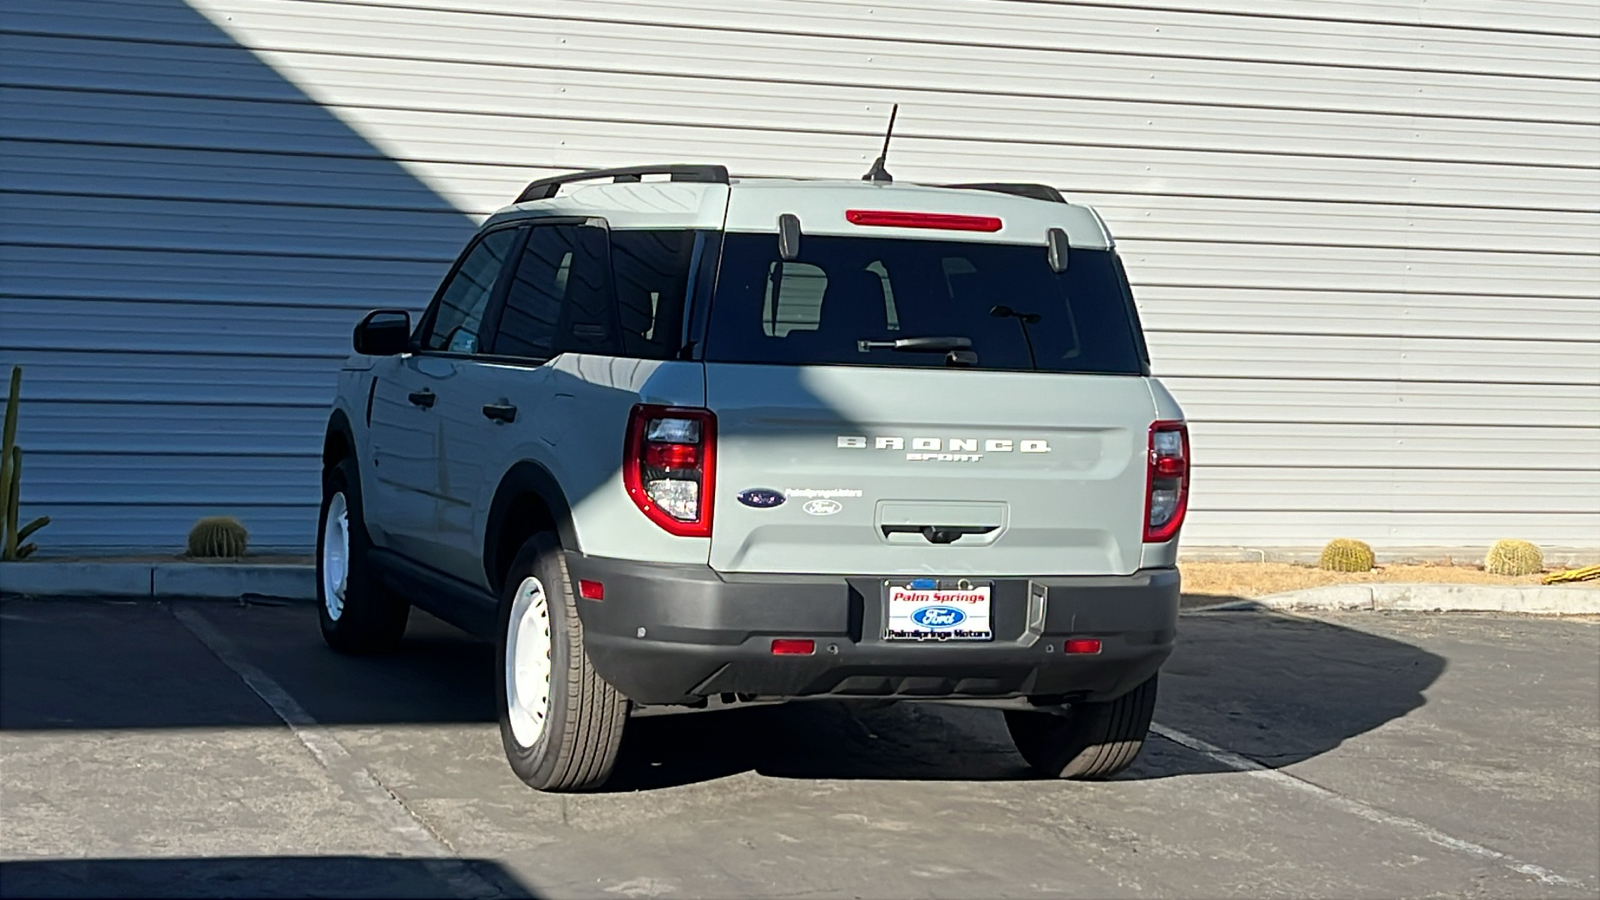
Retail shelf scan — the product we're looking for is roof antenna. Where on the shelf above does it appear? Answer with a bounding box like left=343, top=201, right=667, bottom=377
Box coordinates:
left=861, top=104, right=898, bottom=184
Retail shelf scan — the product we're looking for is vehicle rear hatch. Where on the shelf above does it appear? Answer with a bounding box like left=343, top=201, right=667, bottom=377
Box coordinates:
left=702, top=184, right=1158, bottom=577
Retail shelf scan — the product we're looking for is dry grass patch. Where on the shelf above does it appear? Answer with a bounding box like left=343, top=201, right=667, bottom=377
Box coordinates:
left=1180, top=561, right=1595, bottom=599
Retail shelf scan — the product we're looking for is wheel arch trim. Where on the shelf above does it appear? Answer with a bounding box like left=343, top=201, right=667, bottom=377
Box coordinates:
left=485, top=461, right=581, bottom=594
left=323, top=409, right=357, bottom=470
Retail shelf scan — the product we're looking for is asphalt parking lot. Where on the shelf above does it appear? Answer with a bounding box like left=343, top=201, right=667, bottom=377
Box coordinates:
left=1, top=596, right=1595, bottom=899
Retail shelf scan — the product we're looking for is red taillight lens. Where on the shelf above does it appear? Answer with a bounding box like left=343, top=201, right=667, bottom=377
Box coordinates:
left=624, top=405, right=716, bottom=538
left=771, top=639, right=815, bottom=655
left=1144, top=420, right=1190, bottom=543
left=578, top=579, right=604, bottom=600
left=845, top=210, right=1003, bottom=232
left=644, top=442, right=699, bottom=470
left=1063, top=638, right=1102, bottom=655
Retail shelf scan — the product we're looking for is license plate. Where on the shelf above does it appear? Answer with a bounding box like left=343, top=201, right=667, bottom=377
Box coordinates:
left=884, top=580, right=993, bottom=641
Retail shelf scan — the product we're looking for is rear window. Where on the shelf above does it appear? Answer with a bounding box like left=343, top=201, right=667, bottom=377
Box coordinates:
left=703, top=233, right=1147, bottom=374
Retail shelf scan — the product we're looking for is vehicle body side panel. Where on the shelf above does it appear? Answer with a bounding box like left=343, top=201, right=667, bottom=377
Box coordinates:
left=470, top=356, right=708, bottom=587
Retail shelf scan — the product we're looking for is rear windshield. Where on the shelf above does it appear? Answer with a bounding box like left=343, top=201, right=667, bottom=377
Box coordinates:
left=702, top=233, right=1148, bottom=374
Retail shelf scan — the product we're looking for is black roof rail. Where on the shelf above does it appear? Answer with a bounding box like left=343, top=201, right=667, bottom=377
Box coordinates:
left=515, top=164, right=730, bottom=203
left=940, top=182, right=1065, bottom=204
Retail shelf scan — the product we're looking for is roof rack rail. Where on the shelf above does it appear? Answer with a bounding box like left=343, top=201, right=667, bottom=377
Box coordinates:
left=940, top=182, right=1065, bottom=204
left=515, top=164, right=730, bottom=203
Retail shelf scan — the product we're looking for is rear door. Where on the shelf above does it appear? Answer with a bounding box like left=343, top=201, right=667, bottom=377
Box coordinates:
left=426, top=217, right=614, bottom=587
left=701, top=228, right=1156, bottom=577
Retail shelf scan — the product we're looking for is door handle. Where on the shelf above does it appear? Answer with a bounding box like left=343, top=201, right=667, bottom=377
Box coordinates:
left=408, top=389, right=436, bottom=409
left=482, top=403, right=517, bottom=424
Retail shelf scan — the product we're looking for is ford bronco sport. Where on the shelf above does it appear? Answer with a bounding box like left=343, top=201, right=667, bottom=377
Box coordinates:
left=319, top=163, right=1187, bottom=791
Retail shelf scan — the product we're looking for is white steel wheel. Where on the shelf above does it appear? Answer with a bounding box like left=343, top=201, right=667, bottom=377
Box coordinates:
left=322, top=491, right=350, bottom=621
left=505, top=575, right=554, bottom=748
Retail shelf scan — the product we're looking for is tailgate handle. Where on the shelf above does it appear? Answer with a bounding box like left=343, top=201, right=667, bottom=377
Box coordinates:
left=880, top=524, right=997, bottom=545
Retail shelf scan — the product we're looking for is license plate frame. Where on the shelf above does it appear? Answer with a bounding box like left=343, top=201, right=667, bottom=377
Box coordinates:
left=883, top=580, right=994, bottom=642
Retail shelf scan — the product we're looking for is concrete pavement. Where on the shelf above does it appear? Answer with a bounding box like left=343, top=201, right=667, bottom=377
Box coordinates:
left=1, top=597, right=1596, bottom=898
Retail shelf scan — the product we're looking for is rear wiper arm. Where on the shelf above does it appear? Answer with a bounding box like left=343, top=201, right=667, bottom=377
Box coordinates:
left=857, top=336, right=972, bottom=353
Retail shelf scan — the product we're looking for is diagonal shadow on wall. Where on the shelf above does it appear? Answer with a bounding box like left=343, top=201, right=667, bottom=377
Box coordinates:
left=0, top=0, right=479, bottom=552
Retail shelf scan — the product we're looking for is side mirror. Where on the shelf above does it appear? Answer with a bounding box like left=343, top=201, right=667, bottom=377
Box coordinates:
left=353, top=310, right=411, bottom=356
left=1047, top=227, right=1069, bottom=273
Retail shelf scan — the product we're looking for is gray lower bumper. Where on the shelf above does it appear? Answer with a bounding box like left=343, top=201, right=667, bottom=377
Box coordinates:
left=565, top=554, right=1180, bottom=706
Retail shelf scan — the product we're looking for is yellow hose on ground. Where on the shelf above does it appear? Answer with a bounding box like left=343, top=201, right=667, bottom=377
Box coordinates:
left=1542, top=564, right=1600, bottom=585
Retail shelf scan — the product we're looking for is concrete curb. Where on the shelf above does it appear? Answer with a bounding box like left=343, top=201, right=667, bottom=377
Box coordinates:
left=1182, top=546, right=1597, bottom=567
left=0, top=562, right=315, bottom=601
left=1213, top=583, right=1600, bottom=616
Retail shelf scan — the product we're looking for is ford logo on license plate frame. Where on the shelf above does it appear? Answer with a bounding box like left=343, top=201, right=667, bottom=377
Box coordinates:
left=910, top=605, right=967, bottom=628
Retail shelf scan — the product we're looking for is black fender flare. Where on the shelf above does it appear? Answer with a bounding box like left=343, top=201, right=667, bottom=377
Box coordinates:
left=483, top=460, right=580, bottom=592
left=323, top=409, right=357, bottom=470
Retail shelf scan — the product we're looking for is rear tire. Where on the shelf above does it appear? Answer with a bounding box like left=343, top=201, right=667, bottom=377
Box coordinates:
left=496, top=533, right=627, bottom=791
left=317, top=456, right=409, bottom=654
left=1006, top=674, right=1158, bottom=780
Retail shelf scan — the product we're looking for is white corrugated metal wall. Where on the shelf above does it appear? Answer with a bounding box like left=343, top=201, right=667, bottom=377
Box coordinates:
left=2, top=0, right=1597, bottom=554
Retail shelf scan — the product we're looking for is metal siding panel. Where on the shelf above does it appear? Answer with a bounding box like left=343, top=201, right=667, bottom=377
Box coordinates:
left=1190, top=468, right=1600, bottom=515
left=3, top=0, right=1597, bottom=552
left=1192, top=422, right=1600, bottom=470
left=1162, top=377, right=1600, bottom=425
left=1135, top=288, right=1600, bottom=342
left=0, top=2, right=475, bottom=552
left=203, top=0, right=1600, bottom=79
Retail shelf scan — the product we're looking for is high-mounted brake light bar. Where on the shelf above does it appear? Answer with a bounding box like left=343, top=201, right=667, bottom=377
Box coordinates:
left=515, top=164, right=730, bottom=203
left=846, top=210, right=1004, bottom=232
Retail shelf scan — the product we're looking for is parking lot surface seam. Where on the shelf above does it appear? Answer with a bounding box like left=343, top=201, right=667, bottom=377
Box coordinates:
left=170, top=605, right=510, bottom=900
left=1150, top=723, right=1588, bottom=890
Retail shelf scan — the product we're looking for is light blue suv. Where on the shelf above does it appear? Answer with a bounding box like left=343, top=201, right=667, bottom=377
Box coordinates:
left=318, top=165, right=1188, bottom=791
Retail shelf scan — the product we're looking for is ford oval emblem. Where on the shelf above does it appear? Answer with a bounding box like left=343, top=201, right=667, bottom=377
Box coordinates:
left=737, top=488, right=787, bottom=509
left=910, top=606, right=967, bottom=629
left=802, top=499, right=842, bottom=516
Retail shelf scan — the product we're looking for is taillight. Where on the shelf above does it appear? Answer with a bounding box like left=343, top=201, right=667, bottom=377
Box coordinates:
left=1144, top=420, right=1190, bottom=543
left=624, top=405, right=716, bottom=538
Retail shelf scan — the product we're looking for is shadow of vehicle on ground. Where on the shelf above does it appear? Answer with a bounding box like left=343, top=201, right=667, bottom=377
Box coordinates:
left=603, top=597, right=1450, bottom=788
left=0, top=596, right=1446, bottom=790
left=0, top=855, right=536, bottom=899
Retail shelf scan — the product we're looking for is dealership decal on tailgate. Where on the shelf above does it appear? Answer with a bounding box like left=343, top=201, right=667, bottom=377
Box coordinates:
left=885, top=581, right=993, bottom=641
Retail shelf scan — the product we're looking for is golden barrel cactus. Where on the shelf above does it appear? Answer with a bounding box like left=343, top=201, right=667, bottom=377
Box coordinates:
left=1319, top=538, right=1375, bottom=573
left=1485, top=539, right=1542, bottom=576
left=187, top=516, right=249, bottom=558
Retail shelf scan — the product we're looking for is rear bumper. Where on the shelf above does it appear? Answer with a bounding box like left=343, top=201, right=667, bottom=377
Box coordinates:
left=565, top=554, right=1180, bottom=706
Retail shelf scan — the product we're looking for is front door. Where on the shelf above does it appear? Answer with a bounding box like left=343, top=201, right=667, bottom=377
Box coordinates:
left=366, top=355, right=445, bottom=559
left=367, top=225, right=522, bottom=568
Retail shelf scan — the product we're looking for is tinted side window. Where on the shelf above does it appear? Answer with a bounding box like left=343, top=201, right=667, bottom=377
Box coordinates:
left=493, top=227, right=701, bottom=361
left=421, top=228, right=519, bottom=354
left=611, top=230, right=697, bottom=359
left=494, top=224, right=615, bottom=358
